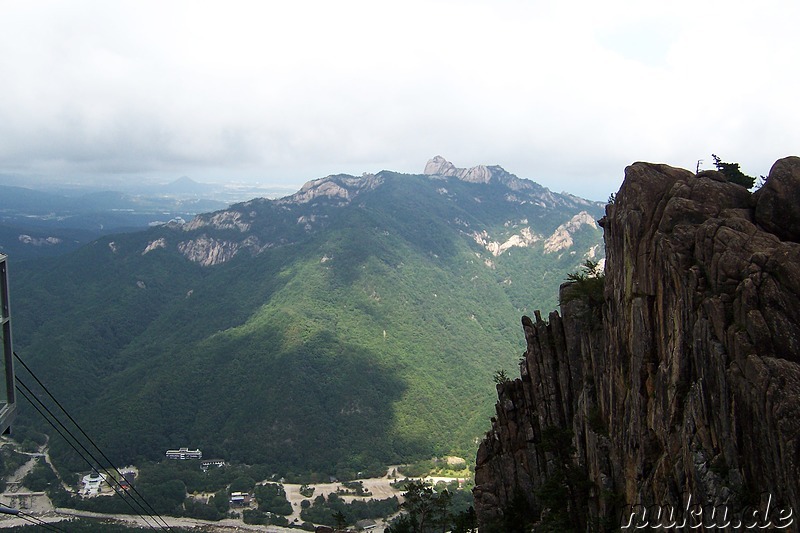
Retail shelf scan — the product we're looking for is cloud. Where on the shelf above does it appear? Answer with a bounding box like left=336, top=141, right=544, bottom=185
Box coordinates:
left=1, top=0, right=799, bottom=199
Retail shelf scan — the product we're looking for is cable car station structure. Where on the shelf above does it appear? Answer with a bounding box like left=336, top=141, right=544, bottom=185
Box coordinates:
left=0, top=253, right=17, bottom=435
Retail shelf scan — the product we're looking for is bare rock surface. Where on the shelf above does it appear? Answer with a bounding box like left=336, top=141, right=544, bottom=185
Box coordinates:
left=474, top=158, right=800, bottom=529
left=754, top=155, right=800, bottom=243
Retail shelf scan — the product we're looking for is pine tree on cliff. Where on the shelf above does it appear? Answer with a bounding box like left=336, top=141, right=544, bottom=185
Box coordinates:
left=711, top=154, right=755, bottom=188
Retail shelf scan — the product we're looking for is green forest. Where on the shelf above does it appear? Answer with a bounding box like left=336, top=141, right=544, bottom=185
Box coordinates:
left=10, top=170, right=604, bottom=479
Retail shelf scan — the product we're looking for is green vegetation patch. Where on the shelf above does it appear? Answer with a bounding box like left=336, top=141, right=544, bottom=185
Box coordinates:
left=13, top=171, right=604, bottom=478
left=300, top=492, right=399, bottom=527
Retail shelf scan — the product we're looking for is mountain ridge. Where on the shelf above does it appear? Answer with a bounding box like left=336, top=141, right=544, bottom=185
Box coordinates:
left=149, top=157, right=603, bottom=268
left=11, top=157, right=605, bottom=477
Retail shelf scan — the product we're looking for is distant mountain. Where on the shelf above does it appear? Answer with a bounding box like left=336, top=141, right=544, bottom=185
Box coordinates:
left=0, top=184, right=230, bottom=260
left=12, top=157, right=605, bottom=476
left=0, top=184, right=77, bottom=212
left=159, top=176, right=218, bottom=195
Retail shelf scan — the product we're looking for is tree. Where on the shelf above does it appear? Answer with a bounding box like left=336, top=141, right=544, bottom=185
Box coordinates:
left=22, top=461, right=59, bottom=492
left=386, top=514, right=414, bottom=533
left=431, top=489, right=452, bottom=533
left=255, top=483, right=292, bottom=515
left=210, top=488, right=229, bottom=513
left=711, top=154, right=755, bottom=188
left=182, top=498, right=223, bottom=521
left=333, top=509, right=347, bottom=531
left=492, top=369, right=510, bottom=385
left=560, top=259, right=605, bottom=293
left=533, top=427, right=593, bottom=531
left=560, top=259, right=605, bottom=324
left=229, top=476, right=256, bottom=494
left=451, top=506, right=477, bottom=533
left=389, top=481, right=452, bottom=533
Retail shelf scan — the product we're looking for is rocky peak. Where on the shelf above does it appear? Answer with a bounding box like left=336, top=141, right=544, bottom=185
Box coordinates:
left=143, top=160, right=602, bottom=269
left=542, top=211, right=597, bottom=253
left=278, top=173, right=384, bottom=206
left=474, top=157, right=800, bottom=530
left=424, top=156, right=567, bottom=205
left=424, top=155, right=500, bottom=184
left=753, top=155, right=800, bottom=242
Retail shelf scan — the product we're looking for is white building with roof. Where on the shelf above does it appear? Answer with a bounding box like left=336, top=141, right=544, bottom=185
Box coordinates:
left=81, top=471, right=107, bottom=496
left=165, top=447, right=202, bottom=460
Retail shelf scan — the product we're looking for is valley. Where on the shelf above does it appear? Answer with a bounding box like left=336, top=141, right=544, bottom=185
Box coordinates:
left=2, top=157, right=604, bottom=529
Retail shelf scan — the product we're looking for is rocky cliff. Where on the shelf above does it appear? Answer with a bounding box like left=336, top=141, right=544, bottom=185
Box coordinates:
left=474, top=158, right=800, bottom=530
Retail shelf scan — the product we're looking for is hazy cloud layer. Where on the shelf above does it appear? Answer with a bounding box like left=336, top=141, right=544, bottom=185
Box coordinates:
left=1, top=0, right=798, bottom=199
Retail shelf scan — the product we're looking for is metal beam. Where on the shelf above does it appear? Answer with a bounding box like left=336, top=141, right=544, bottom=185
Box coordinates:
left=0, top=254, right=18, bottom=434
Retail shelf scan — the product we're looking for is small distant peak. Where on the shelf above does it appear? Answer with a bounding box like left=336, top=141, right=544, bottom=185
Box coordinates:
left=161, top=175, right=215, bottom=194
left=165, top=176, right=202, bottom=189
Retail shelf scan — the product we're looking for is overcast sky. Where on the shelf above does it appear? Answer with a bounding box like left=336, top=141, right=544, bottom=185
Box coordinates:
left=1, top=1, right=798, bottom=200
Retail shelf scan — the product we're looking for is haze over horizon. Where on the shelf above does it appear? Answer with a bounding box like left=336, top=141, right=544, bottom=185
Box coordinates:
left=1, top=0, right=798, bottom=201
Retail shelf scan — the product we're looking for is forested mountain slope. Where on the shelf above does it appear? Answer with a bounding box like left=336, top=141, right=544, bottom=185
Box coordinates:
left=12, top=157, right=604, bottom=476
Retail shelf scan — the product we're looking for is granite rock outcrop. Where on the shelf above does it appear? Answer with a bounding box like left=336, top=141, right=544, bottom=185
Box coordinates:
left=474, top=158, right=800, bottom=530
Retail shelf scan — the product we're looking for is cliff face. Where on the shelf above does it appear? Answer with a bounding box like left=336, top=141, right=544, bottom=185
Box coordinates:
left=474, top=158, right=800, bottom=529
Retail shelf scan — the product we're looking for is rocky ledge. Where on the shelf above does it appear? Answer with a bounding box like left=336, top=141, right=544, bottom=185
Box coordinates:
left=473, top=157, right=800, bottom=530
